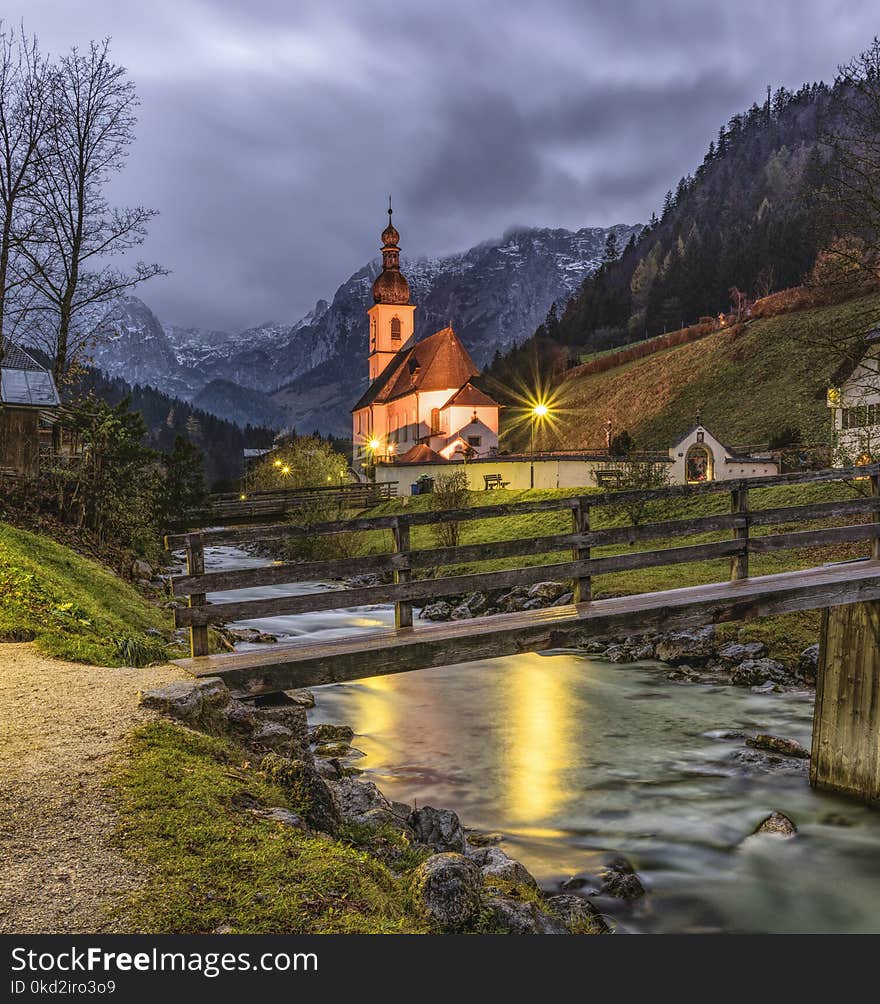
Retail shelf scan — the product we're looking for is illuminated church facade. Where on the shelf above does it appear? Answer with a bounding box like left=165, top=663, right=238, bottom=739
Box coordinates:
left=351, top=207, right=500, bottom=471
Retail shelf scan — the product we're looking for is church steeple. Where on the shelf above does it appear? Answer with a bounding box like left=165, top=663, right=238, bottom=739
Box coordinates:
left=366, top=198, right=416, bottom=382
left=372, top=197, right=411, bottom=306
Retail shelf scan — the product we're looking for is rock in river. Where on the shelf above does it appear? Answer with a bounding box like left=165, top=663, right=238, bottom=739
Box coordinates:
left=731, top=658, right=788, bottom=687
left=746, top=734, right=810, bottom=759
left=752, top=811, right=797, bottom=837
left=654, top=626, right=716, bottom=665
left=409, top=805, right=467, bottom=853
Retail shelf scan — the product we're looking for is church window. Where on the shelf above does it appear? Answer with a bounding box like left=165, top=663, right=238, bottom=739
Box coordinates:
left=467, top=435, right=482, bottom=447
left=391, top=317, right=401, bottom=341
left=370, top=317, right=377, bottom=350
left=685, top=444, right=713, bottom=484
left=430, top=408, right=440, bottom=435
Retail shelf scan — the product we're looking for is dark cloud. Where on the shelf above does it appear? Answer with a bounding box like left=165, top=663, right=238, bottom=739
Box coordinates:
left=9, top=0, right=880, bottom=330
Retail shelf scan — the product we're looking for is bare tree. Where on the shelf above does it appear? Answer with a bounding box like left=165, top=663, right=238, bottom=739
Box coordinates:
left=0, top=24, right=51, bottom=365
left=23, top=38, right=167, bottom=387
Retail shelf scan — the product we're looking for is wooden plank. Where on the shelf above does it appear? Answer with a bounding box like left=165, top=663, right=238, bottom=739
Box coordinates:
left=173, top=538, right=747, bottom=627
left=393, top=517, right=413, bottom=629
left=173, top=560, right=880, bottom=695
left=731, top=484, right=749, bottom=581
left=748, top=523, right=880, bottom=552
left=748, top=495, right=880, bottom=527
left=811, top=600, right=880, bottom=803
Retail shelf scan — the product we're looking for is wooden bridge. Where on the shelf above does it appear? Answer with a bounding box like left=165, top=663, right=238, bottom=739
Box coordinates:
left=165, top=464, right=880, bottom=804
left=171, top=480, right=398, bottom=530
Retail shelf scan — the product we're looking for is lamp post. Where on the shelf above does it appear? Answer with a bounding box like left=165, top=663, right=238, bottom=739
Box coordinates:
left=530, top=402, right=549, bottom=489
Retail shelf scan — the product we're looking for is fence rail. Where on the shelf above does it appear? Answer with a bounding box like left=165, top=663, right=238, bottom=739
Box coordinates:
left=165, top=464, right=880, bottom=656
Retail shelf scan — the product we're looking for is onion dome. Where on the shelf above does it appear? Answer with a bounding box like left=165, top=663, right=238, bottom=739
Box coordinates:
left=372, top=197, right=411, bottom=305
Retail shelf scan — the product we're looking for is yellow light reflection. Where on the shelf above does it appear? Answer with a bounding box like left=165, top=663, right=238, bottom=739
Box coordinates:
left=504, top=656, right=576, bottom=825
left=351, top=674, right=396, bottom=739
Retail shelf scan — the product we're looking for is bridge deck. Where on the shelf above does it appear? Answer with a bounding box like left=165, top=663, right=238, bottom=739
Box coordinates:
left=173, top=560, right=880, bottom=696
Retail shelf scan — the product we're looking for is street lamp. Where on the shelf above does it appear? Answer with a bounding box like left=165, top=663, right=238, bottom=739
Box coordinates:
left=529, top=402, right=550, bottom=489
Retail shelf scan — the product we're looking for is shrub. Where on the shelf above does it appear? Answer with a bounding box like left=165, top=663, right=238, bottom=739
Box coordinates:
left=431, top=471, right=470, bottom=549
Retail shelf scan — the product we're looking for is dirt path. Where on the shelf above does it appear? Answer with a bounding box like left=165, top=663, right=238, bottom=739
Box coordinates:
left=0, top=643, right=186, bottom=934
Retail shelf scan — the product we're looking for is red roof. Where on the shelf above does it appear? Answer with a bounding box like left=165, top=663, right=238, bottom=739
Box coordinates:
left=395, top=443, right=447, bottom=464
left=439, top=381, right=498, bottom=410
left=352, top=327, right=481, bottom=412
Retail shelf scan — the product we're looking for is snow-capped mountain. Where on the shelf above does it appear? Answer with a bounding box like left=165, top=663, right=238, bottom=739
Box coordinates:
left=86, top=223, right=639, bottom=434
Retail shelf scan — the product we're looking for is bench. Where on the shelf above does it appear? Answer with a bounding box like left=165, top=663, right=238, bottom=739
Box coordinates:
left=483, top=473, right=510, bottom=490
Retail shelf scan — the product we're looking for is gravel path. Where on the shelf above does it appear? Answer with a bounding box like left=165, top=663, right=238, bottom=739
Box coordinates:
left=0, top=643, right=185, bottom=933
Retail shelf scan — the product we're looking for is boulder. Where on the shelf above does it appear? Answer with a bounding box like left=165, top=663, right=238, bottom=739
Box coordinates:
left=250, top=722, right=301, bottom=755
left=552, top=591, right=575, bottom=607
left=251, top=807, right=308, bottom=830
left=597, top=856, right=646, bottom=899
left=604, top=644, right=633, bottom=663
left=310, top=723, right=354, bottom=744
left=528, top=581, right=568, bottom=602
left=654, top=626, right=716, bottom=665
left=629, top=639, right=656, bottom=661
left=259, top=754, right=339, bottom=832
left=752, top=811, right=797, bottom=837
left=412, top=853, right=482, bottom=929
left=498, top=591, right=530, bottom=613
left=139, top=677, right=229, bottom=730
left=131, top=558, right=154, bottom=580
left=746, top=734, right=810, bottom=759
left=484, top=896, right=568, bottom=934
left=285, top=689, right=316, bottom=708
left=798, top=643, right=820, bottom=683
left=314, top=741, right=364, bottom=759
left=328, top=777, right=412, bottom=833
left=731, top=658, right=788, bottom=687
left=409, top=805, right=467, bottom=853
left=450, top=604, right=475, bottom=620
left=469, top=846, right=538, bottom=888
left=462, top=592, right=488, bottom=615
left=546, top=894, right=610, bottom=934
left=717, top=641, right=768, bottom=666
left=420, top=601, right=452, bottom=621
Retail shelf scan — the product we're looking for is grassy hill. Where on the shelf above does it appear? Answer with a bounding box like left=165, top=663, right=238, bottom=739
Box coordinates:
left=515, top=293, right=880, bottom=452
left=0, top=523, right=174, bottom=665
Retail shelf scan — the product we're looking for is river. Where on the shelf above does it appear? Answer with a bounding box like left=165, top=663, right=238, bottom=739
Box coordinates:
left=205, top=544, right=880, bottom=934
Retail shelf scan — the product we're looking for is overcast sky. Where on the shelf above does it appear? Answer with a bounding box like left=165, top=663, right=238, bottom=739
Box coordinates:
left=9, top=0, right=880, bottom=331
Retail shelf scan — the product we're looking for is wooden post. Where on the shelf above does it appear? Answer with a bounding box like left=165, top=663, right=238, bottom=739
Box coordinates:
left=811, top=600, right=880, bottom=803
left=571, top=500, right=591, bottom=603
left=392, top=517, right=413, bottom=629
left=730, top=484, right=749, bottom=581
left=872, top=472, right=880, bottom=561
left=185, top=534, right=210, bottom=657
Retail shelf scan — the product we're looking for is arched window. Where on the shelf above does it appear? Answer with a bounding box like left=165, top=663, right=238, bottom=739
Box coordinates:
left=370, top=317, right=377, bottom=350
left=430, top=408, right=440, bottom=435
left=391, top=316, right=402, bottom=341
left=685, top=443, right=714, bottom=483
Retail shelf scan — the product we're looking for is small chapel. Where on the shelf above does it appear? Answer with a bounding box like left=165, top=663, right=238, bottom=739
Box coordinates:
left=351, top=205, right=500, bottom=471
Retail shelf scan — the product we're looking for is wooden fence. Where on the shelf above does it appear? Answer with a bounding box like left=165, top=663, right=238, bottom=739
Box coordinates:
left=166, top=464, right=880, bottom=657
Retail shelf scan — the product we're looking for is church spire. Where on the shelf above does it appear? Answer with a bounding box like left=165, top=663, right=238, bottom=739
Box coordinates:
left=373, top=197, right=410, bottom=305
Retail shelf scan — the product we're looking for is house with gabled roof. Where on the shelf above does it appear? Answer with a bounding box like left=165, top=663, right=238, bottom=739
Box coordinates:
left=0, top=338, right=61, bottom=475
left=351, top=205, right=500, bottom=471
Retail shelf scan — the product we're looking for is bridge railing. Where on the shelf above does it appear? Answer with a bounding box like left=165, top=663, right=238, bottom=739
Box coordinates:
left=165, top=464, right=880, bottom=657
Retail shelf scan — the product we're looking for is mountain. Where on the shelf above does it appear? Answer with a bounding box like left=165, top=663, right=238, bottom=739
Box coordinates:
left=192, top=378, right=288, bottom=430
left=85, top=224, right=638, bottom=435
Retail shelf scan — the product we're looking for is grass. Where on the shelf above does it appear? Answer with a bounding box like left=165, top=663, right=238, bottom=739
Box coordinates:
left=0, top=521, right=174, bottom=666
left=111, top=721, right=430, bottom=934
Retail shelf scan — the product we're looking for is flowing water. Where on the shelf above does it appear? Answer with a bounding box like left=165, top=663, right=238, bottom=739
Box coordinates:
left=207, top=545, right=880, bottom=934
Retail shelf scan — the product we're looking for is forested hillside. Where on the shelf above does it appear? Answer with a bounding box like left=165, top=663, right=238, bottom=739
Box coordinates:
left=488, top=79, right=847, bottom=381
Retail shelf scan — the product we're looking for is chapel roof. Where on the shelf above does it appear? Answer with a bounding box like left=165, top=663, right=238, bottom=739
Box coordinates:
left=352, top=327, right=482, bottom=411
left=1, top=338, right=60, bottom=408
left=439, top=381, right=499, bottom=410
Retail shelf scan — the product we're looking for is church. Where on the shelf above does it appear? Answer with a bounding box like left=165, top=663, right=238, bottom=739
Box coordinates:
left=351, top=206, right=500, bottom=471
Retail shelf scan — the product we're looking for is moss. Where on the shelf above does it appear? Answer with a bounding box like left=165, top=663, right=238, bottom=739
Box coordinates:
left=111, top=722, right=429, bottom=934
left=0, top=522, right=175, bottom=666
left=258, top=753, right=339, bottom=832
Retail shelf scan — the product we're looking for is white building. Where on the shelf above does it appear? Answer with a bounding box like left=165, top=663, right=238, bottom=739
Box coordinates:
left=827, top=329, right=880, bottom=465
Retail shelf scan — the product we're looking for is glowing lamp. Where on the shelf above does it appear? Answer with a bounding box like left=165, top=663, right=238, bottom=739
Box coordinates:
left=532, top=403, right=549, bottom=418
